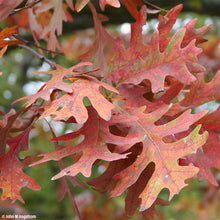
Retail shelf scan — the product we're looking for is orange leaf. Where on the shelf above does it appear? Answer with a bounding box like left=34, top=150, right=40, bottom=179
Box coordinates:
left=0, top=26, right=23, bottom=48
left=39, top=75, right=118, bottom=123
left=0, top=46, right=7, bottom=75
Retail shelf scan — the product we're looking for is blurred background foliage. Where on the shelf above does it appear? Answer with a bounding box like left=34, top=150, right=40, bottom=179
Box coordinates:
left=0, top=0, right=220, bottom=219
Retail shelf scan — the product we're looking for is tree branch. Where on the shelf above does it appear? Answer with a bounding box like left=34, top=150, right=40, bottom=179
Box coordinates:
left=13, top=33, right=64, bottom=55
left=18, top=44, right=56, bottom=70
left=10, top=0, right=42, bottom=15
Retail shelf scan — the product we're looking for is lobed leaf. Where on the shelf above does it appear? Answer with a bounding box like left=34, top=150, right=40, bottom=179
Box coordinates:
left=30, top=107, right=140, bottom=179
left=39, top=75, right=118, bottom=124
left=123, top=28, right=201, bottom=92
left=89, top=106, right=208, bottom=211
left=14, top=62, right=92, bottom=107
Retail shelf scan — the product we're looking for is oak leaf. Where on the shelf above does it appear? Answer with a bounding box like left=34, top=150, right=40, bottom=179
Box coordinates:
left=158, top=4, right=212, bottom=51
left=121, top=0, right=144, bottom=19
left=0, top=109, right=19, bottom=156
left=157, top=4, right=183, bottom=51
left=0, top=127, right=41, bottom=203
left=14, top=62, right=92, bottom=107
left=39, top=75, right=118, bottom=124
left=122, top=28, right=201, bottom=92
left=89, top=105, right=208, bottom=211
left=79, top=3, right=115, bottom=75
left=181, top=107, right=220, bottom=186
left=30, top=107, right=138, bottom=179
left=108, top=7, right=202, bottom=93
left=168, top=71, right=220, bottom=116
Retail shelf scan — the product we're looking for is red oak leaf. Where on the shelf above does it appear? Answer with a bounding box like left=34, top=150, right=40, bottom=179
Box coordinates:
left=43, top=120, right=86, bottom=218
left=181, top=19, right=212, bottom=47
left=0, top=127, right=41, bottom=203
left=118, top=85, right=164, bottom=112
left=89, top=105, right=208, bottom=211
left=107, top=6, right=149, bottom=83
left=0, top=109, right=19, bottom=156
left=157, top=4, right=209, bottom=76
left=123, top=28, right=201, bottom=92
left=14, top=62, right=92, bottom=107
left=37, top=0, right=68, bottom=51
left=39, top=75, right=118, bottom=124
left=157, top=4, right=183, bottom=51
left=30, top=107, right=138, bottom=178
left=79, top=3, right=115, bottom=75
left=168, top=71, right=220, bottom=116
left=118, top=82, right=183, bottom=113
left=125, top=162, right=169, bottom=218
left=108, top=7, right=202, bottom=92
left=121, top=0, right=144, bottom=19
left=182, top=107, right=220, bottom=186
left=158, top=4, right=211, bottom=51
left=180, top=71, right=220, bottom=108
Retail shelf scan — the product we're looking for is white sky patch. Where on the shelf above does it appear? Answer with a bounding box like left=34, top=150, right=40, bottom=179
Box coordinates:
left=120, top=22, right=131, bottom=34
left=3, top=90, right=12, bottom=99
left=27, top=67, right=37, bottom=78
left=14, top=53, right=23, bottom=62
left=50, top=120, right=65, bottom=134
left=142, top=24, right=150, bottom=34
left=38, top=62, right=51, bottom=72
left=172, top=18, right=182, bottom=30
left=150, top=19, right=159, bottom=29
left=194, top=101, right=219, bottom=113
left=23, top=81, right=45, bottom=95
left=8, top=73, right=17, bottom=85
left=205, top=18, right=212, bottom=25
left=182, top=17, right=192, bottom=26
left=98, top=165, right=106, bottom=173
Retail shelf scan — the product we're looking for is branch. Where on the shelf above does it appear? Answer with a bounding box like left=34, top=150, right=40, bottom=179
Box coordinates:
left=13, top=33, right=63, bottom=55
left=18, top=44, right=56, bottom=70
left=10, top=0, right=42, bottom=15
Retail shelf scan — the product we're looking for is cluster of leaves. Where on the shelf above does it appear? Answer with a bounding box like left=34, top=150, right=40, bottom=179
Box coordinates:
left=0, top=0, right=219, bottom=219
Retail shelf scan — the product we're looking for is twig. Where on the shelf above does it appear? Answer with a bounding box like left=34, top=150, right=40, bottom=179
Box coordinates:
left=10, top=0, right=42, bottom=15
left=0, top=26, right=63, bottom=55
left=143, top=0, right=168, bottom=13
left=18, top=44, right=56, bottom=69
left=13, top=33, right=64, bottom=55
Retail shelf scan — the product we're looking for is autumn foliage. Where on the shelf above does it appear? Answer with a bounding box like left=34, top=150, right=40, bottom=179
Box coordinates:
left=0, top=0, right=219, bottom=219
